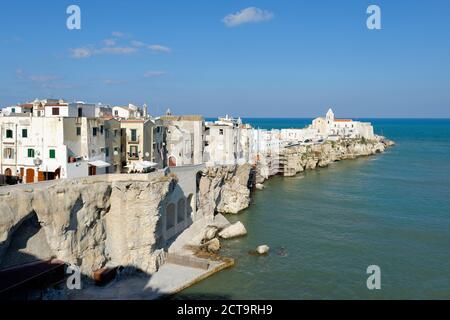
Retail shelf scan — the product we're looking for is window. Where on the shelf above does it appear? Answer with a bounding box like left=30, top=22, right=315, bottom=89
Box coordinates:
left=93, top=127, right=98, bottom=136
left=78, top=108, right=82, bottom=117
left=100, top=125, right=104, bottom=135
left=22, top=129, right=28, bottom=138
left=105, top=148, right=109, bottom=157
left=114, top=129, right=118, bottom=137
left=11, top=108, right=16, bottom=113
left=4, top=148, right=14, bottom=159
left=105, top=129, right=109, bottom=138
left=76, top=127, right=81, bottom=136
left=129, top=146, right=138, bottom=158
left=131, top=129, right=137, bottom=142
left=219, top=129, right=224, bottom=135
left=52, top=107, right=59, bottom=116
left=114, top=110, right=119, bottom=116
left=6, top=129, right=13, bottom=138
left=27, top=149, right=35, bottom=158
left=49, top=149, right=56, bottom=159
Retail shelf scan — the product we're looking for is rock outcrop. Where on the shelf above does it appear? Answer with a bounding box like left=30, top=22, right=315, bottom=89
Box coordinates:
left=257, top=136, right=394, bottom=179
left=0, top=174, right=174, bottom=275
left=196, top=164, right=253, bottom=216
left=218, top=221, right=247, bottom=239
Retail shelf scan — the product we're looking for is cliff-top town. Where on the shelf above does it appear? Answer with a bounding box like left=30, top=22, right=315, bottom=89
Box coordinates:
left=0, top=98, right=394, bottom=299
left=0, top=98, right=378, bottom=185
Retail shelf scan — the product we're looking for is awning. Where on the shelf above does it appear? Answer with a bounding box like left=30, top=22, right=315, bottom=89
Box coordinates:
left=137, top=161, right=159, bottom=169
left=88, top=160, right=112, bottom=168
left=39, top=163, right=61, bottom=172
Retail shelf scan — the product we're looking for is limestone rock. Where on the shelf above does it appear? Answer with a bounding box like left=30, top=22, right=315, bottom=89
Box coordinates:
left=203, top=226, right=218, bottom=241
left=196, top=165, right=253, bottom=216
left=204, top=238, right=221, bottom=253
left=255, top=183, right=265, bottom=190
left=219, top=221, right=247, bottom=239
left=256, top=245, right=270, bottom=255
left=0, top=174, right=173, bottom=275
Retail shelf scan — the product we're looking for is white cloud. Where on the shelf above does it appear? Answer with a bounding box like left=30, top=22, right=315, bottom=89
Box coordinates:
left=148, top=44, right=171, bottom=53
left=70, top=47, right=93, bottom=59
left=112, top=31, right=126, bottom=38
left=222, top=7, right=274, bottom=27
left=144, top=71, right=166, bottom=78
left=15, top=69, right=70, bottom=88
left=69, top=33, right=171, bottom=58
left=103, top=38, right=116, bottom=46
left=98, top=46, right=137, bottom=55
left=27, top=74, right=59, bottom=83
left=131, top=40, right=145, bottom=47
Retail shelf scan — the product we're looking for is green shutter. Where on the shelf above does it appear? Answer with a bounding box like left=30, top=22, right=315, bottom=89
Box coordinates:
left=28, top=149, right=35, bottom=158
left=22, top=129, right=28, bottom=138
left=49, top=149, right=56, bottom=159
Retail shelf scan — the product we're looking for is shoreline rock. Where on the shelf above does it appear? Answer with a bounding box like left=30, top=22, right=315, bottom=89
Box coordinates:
left=256, top=245, right=270, bottom=255
left=218, top=221, right=247, bottom=239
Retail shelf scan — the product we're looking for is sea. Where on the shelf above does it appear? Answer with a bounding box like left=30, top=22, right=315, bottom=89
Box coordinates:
left=177, top=118, right=450, bottom=299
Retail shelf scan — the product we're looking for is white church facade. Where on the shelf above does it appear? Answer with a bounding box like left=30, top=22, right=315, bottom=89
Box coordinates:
left=310, top=109, right=374, bottom=140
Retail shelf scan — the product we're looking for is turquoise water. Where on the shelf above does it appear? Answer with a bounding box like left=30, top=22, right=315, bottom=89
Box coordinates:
left=180, top=119, right=450, bottom=299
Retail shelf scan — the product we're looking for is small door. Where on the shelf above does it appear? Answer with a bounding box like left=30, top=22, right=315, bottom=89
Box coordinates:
left=26, top=168, right=35, bottom=183
left=55, top=168, right=61, bottom=179
left=88, top=166, right=96, bottom=176
left=4, top=168, right=12, bottom=176
left=38, top=171, right=45, bottom=182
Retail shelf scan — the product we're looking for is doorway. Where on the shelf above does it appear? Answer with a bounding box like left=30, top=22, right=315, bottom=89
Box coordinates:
left=25, top=168, right=35, bottom=183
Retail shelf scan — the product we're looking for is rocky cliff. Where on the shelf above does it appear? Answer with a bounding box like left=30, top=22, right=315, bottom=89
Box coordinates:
left=257, top=136, right=395, bottom=180
left=0, top=174, right=174, bottom=275
left=196, top=164, right=254, bottom=216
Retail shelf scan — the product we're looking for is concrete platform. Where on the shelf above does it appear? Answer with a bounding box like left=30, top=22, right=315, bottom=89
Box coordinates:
left=67, top=258, right=233, bottom=300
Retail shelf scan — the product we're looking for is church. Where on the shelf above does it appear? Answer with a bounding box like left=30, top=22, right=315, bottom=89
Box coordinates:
left=310, top=109, right=375, bottom=140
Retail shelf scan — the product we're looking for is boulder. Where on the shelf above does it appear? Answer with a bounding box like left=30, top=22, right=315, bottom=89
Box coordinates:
left=256, top=245, right=270, bottom=255
left=203, top=226, right=218, bottom=241
left=255, top=183, right=265, bottom=190
left=205, top=238, right=220, bottom=253
left=218, top=221, right=247, bottom=239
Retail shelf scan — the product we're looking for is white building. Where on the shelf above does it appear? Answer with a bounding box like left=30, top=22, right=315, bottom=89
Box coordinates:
left=311, top=108, right=374, bottom=140
left=112, top=104, right=147, bottom=119
left=0, top=115, right=122, bottom=183
left=161, top=115, right=204, bottom=167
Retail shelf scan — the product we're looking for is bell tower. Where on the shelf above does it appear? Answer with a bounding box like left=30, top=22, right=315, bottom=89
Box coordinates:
left=326, top=108, right=334, bottom=123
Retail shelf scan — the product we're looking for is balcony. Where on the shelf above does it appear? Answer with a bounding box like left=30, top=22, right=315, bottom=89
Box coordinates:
left=127, top=152, right=139, bottom=160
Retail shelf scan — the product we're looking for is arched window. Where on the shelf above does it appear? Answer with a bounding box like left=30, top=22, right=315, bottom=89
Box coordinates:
left=177, top=199, right=185, bottom=223
left=166, top=203, right=176, bottom=230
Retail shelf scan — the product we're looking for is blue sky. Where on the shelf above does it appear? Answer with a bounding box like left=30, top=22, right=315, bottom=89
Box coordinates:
left=1, top=0, right=449, bottom=117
